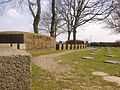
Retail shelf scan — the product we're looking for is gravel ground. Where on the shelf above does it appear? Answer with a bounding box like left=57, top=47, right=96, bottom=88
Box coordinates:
left=32, top=48, right=93, bottom=73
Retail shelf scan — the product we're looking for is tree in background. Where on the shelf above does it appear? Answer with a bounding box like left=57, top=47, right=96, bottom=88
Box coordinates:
left=105, top=0, right=120, bottom=34
left=40, top=9, right=66, bottom=38
left=56, top=0, right=73, bottom=40
left=50, top=0, right=56, bottom=37
left=58, top=0, right=116, bottom=43
left=28, top=0, right=41, bottom=33
left=40, top=0, right=67, bottom=38
left=0, top=0, right=41, bottom=33
left=0, top=0, right=117, bottom=41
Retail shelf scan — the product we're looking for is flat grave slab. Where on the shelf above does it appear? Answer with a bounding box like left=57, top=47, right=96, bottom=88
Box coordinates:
left=82, top=57, right=95, bottom=59
left=105, top=55, right=115, bottom=57
left=104, top=60, right=120, bottom=64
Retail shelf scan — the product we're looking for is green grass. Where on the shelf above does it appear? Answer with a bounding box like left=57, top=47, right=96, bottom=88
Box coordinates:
left=31, top=50, right=65, bottom=57
left=0, top=31, right=51, bottom=37
left=32, top=47, right=120, bottom=90
left=32, top=63, right=70, bottom=90
left=32, top=63, right=53, bottom=90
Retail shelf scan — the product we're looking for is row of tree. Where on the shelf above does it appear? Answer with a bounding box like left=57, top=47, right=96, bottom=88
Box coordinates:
left=0, top=0, right=119, bottom=43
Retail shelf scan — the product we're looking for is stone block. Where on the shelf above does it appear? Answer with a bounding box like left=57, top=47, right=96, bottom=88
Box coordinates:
left=82, top=57, right=95, bottom=59
left=0, top=46, right=31, bottom=90
left=104, top=60, right=120, bottom=64
left=105, top=55, right=115, bottom=57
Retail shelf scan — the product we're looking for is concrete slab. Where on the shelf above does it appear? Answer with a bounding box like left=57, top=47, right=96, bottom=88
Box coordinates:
left=104, top=60, right=120, bottom=64
left=105, top=55, right=115, bottom=57
left=82, top=57, right=95, bottom=59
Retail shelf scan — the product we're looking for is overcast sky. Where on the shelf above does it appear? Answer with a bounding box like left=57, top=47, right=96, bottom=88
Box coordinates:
left=0, top=1, right=120, bottom=42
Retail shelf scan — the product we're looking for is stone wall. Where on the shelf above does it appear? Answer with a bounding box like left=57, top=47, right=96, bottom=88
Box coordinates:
left=0, top=32, right=56, bottom=50
left=0, top=45, right=31, bottom=90
left=24, top=33, right=56, bottom=50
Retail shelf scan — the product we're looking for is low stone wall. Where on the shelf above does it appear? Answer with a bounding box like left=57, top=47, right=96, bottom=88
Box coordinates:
left=56, top=44, right=87, bottom=50
left=0, top=32, right=56, bottom=50
left=0, top=45, right=31, bottom=90
left=24, top=33, right=56, bottom=50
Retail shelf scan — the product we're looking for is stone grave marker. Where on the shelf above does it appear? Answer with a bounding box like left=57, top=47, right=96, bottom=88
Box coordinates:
left=105, top=55, right=115, bottom=57
left=82, top=57, right=95, bottom=59
left=104, top=60, right=120, bottom=64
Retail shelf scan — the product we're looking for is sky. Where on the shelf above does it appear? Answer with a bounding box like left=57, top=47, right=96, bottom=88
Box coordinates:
left=0, top=0, right=120, bottom=42
left=56, top=22, right=120, bottom=42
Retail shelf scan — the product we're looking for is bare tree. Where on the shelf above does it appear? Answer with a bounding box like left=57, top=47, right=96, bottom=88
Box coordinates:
left=49, top=0, right=56, bottom=37
left=58, top=0, right=116, bottom=43
left=56, top=0, right=74, bottom=40
left=40, top=0, right=66, bottom=38
left=0, top=0, right=41, bottom=33
left=105, top=0, right=120, bottom=34
left=40, top=2, right=66, bottom=38
left=28, top=0, right=41, bottom=33
left=40, top=11, right=51, bottom=34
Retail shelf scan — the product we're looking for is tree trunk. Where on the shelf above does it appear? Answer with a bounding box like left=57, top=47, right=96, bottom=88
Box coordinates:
left=67, top=31, right=71, bottom=40
left=73, top=27, right=77, bottom=44
left=73, top=28, right=77, bottom=49
left=54, top=23, right=57, bottom=38
left=33, top=15, right=40, bottom=33
left=50, top=0, right=56, bottom=37
left=33, top=0, right=41, bottom=33
left=67, top=21, right=71, bottom=40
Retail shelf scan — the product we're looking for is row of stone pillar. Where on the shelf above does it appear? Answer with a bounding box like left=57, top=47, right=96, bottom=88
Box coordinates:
left=56, top=44, right=87, bottom=50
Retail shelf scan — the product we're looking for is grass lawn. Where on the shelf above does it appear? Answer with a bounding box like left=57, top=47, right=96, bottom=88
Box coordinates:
left=32, top=47, right=120, bottom=90
left=30, top=50, right=66, bottom=57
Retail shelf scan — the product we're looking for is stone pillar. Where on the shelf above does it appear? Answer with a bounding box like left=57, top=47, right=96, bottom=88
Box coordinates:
left=63, top=44, right=66, bottom=50
left=72, top=44, right=74, bottom=50
left=0, top=45, right=31, bottom=90
left=67, top=44, right=71, bottom=50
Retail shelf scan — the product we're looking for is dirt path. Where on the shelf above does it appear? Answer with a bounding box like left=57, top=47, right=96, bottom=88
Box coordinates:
left=32, top=48, right=93, bottom=73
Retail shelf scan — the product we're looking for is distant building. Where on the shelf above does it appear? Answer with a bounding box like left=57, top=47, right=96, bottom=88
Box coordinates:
left=116, top=40, right=120, bottom=43
left=66, top=40, right=84, bottom=44
left=91, top=42, right=120, bottom=47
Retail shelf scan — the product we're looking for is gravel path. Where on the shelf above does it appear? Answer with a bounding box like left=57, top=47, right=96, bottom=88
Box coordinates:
left=32, top=48, right=93, bottom=73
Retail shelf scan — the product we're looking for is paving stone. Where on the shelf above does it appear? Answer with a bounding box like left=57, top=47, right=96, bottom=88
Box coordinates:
left=104, top=60, right=120, bottom=64
left=92, top=71, right=108, bottom=76
left=105, top=55, right=115, bottom=57
left=82, top=57, right=95, bottom=59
